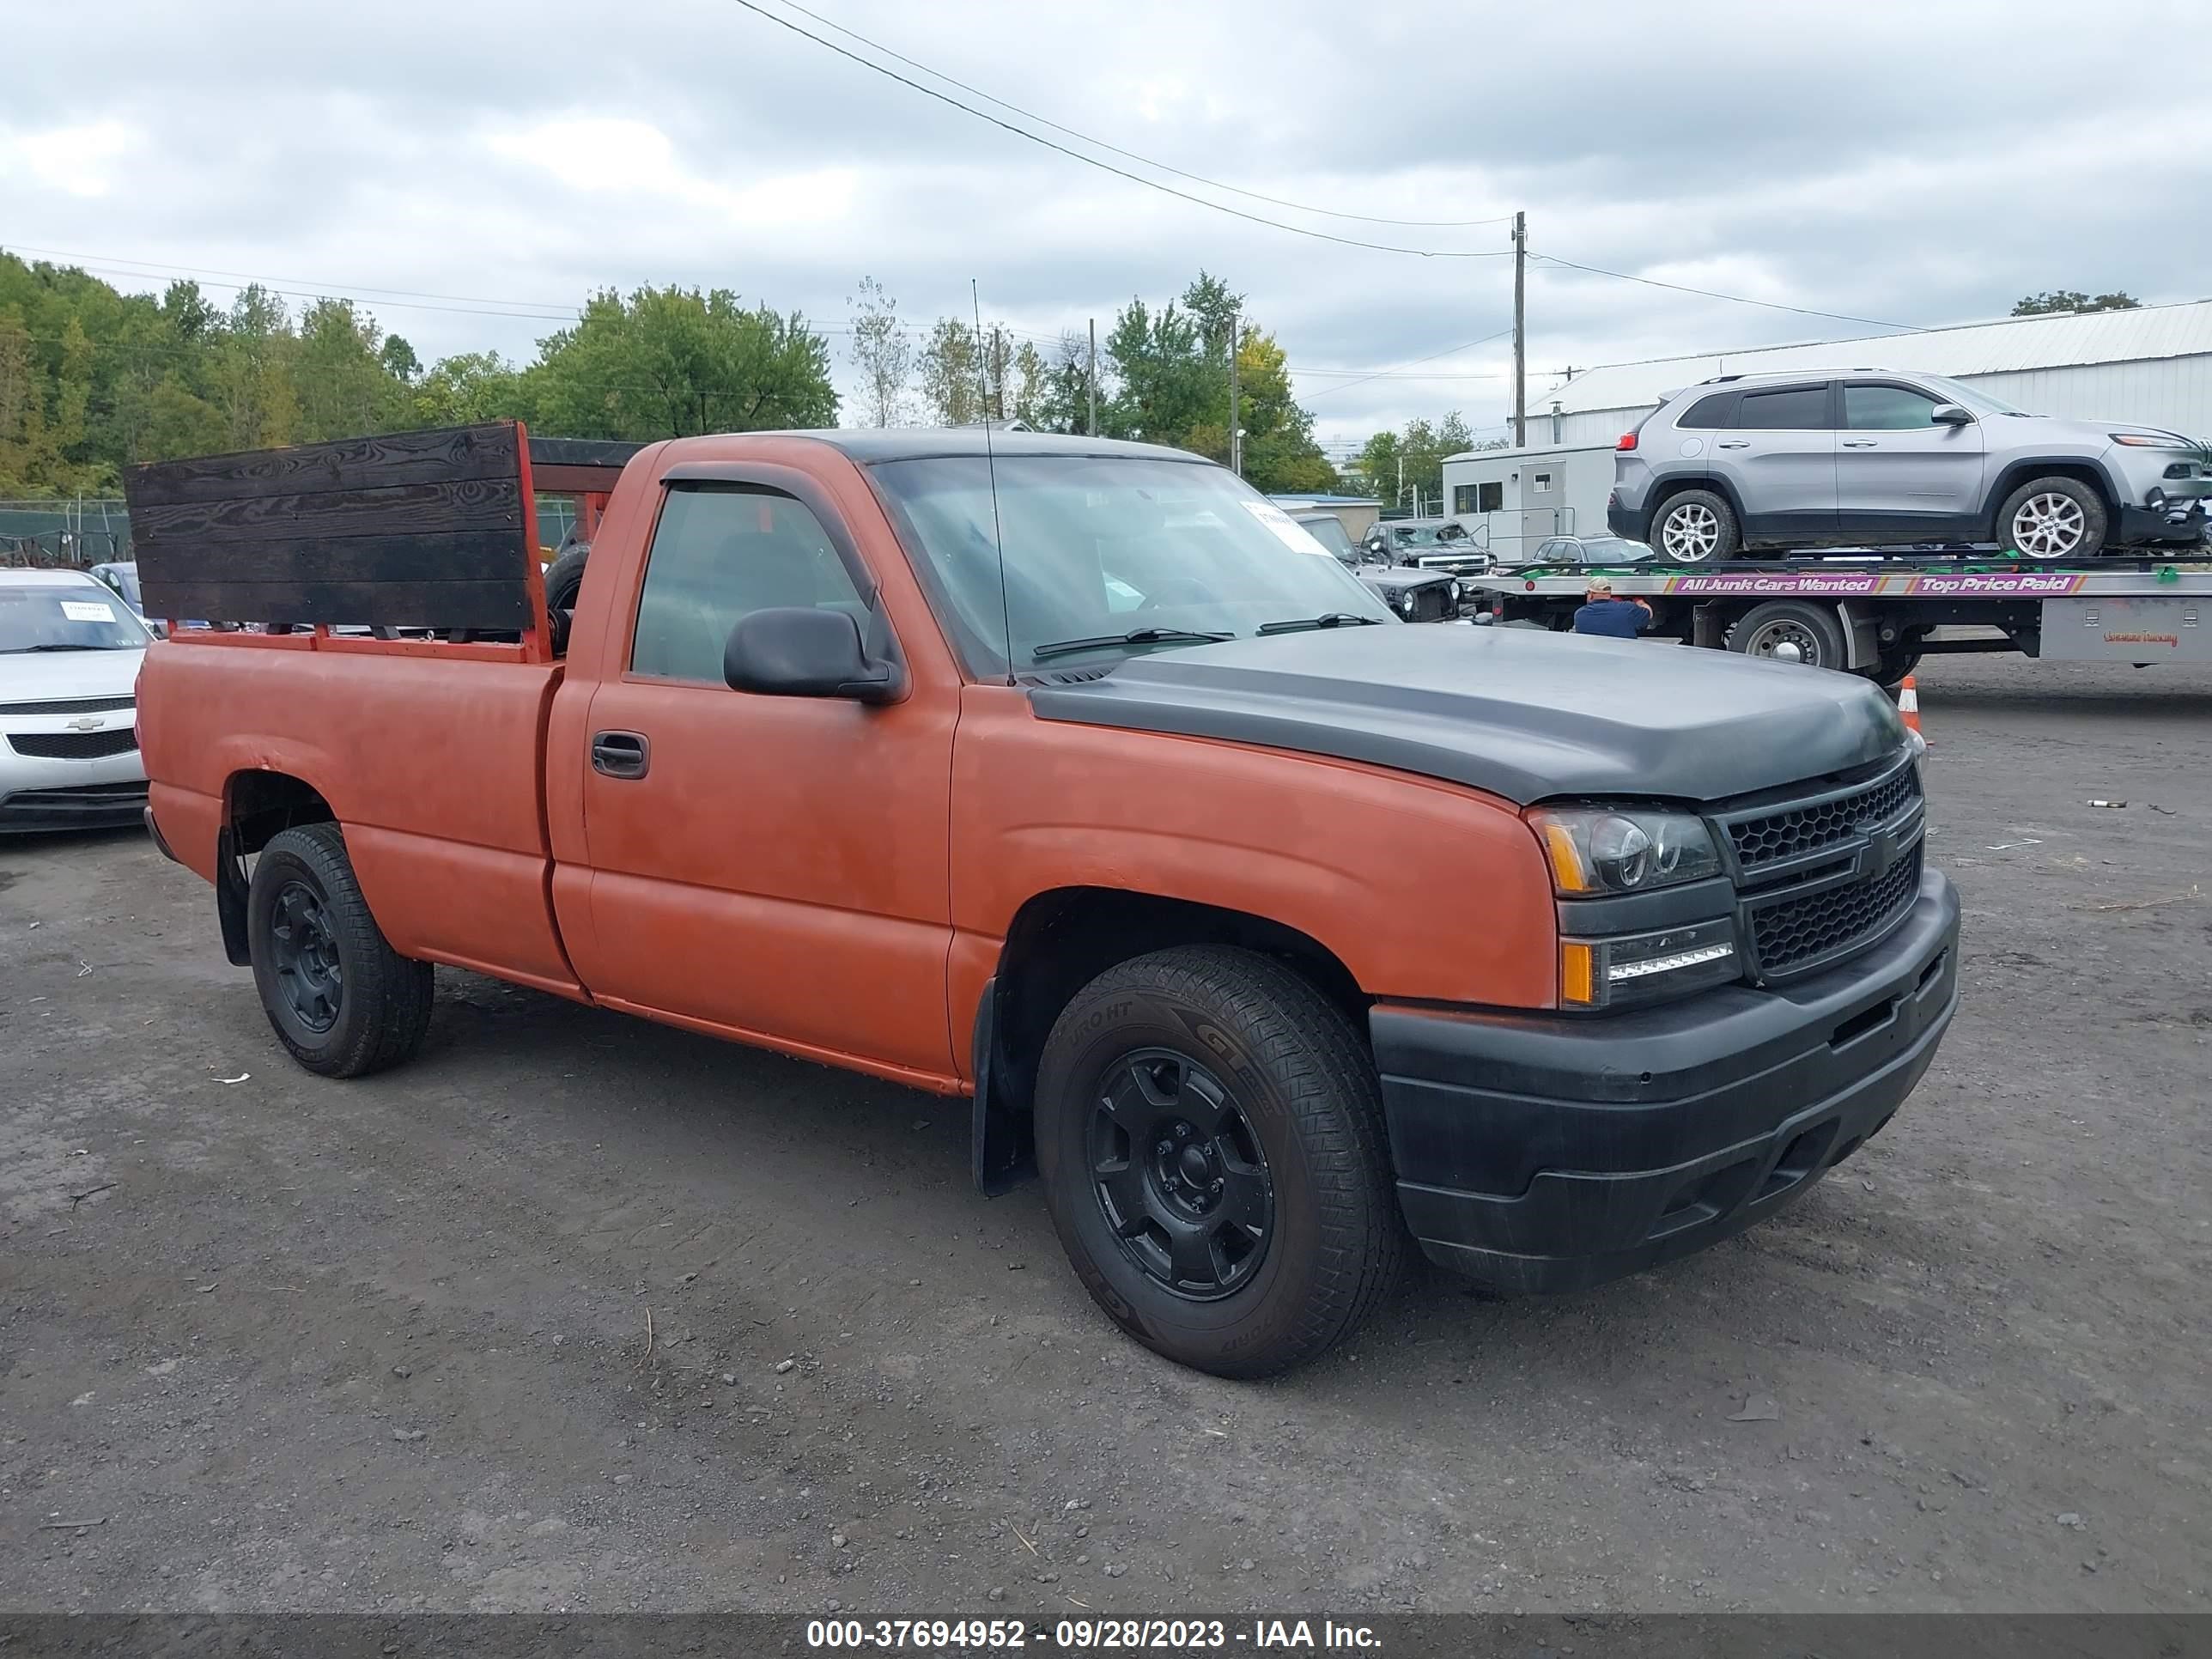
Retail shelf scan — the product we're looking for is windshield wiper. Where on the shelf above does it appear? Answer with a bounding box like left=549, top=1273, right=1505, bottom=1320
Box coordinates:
left=1255, top=612, right=1384, bottom=635
left=1031, top=627, right=1234, bottom=662
left=1, top=643, right=111, bottom=653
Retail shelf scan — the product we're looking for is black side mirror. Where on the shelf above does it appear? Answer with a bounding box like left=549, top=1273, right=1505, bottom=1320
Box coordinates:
left=1931, top=404, right=1973, bottom=427
left=724, top=607, right=899, bottom=703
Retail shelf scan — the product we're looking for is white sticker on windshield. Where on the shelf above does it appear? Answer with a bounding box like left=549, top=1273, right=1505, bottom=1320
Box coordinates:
left=1241, top=499, right=1331, bottom=556
left=61, top=600, right=117, bottom=623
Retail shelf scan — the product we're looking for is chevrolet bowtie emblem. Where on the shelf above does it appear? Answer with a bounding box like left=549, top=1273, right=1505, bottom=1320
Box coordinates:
left=65, top=715, right=106, bottom=732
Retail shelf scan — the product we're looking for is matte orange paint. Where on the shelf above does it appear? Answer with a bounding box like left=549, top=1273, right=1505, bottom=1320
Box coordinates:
left=142, top=431, right=1561, bottom=1100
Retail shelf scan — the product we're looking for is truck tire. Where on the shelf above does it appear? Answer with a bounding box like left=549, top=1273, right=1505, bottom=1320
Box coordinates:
left=1652, top=489, right=1741, bottom=564
left=1995, top=476, right=2107, bottom=562
left=1727, top=599, right=1849, bottom=671
left=542, top=545, right=590, bottom=655
left=247, top=823, right=434, bottom=1079
left=1033, top=945, right=1403, bottom=1378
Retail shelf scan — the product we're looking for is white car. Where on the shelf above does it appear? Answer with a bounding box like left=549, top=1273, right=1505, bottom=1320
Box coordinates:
left=0, top=568, right=151, bottom=834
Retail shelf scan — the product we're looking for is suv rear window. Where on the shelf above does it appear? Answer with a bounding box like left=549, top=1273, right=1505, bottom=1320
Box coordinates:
left=1735, top=386, right=1831, bottom=430
left=1678, top=392, right=1736, bottom=428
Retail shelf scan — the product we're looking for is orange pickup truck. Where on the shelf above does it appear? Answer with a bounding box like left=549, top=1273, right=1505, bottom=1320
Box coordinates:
left=129, top=421, right=1959, bottom=1376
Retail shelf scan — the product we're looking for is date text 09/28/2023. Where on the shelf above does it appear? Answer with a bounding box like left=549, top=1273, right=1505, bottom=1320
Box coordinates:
left=805, top=1617, right=1382, bottom=1650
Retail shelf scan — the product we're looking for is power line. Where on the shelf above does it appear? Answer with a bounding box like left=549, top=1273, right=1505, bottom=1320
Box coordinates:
left=724, top=0, right=1512, bottom=261
left=757, top=0, right=1515, bottom=232
left=1297, top=328, right=1516, bottom=402
left=1530, top=253, right=1919, bottom=332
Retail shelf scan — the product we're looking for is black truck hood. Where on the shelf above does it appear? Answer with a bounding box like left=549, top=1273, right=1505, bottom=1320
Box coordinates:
left=1028, top=624, right=1906, bottom=805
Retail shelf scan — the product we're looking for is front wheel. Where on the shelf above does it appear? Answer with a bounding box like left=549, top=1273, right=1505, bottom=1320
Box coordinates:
left=1996, top=476, right=2107, bottom=562
left=1652, top=489, right=1741, bottom=564
left=1034, top=945, right=1403, bottom=1378
left=247, top=823, right=434, bottom=1078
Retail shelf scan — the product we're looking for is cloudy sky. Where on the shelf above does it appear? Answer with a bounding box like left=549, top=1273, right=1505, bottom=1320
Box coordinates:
left=6, top=0, right=2209, bottom=458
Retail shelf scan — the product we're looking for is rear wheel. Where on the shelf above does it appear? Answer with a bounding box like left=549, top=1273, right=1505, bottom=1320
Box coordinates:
left=1996, top=476, right=2107, bottom=562
left=1727, top=599, right=1849, bottom=671
left=1653, top=489, right=1741, bottom=564
left=1034, top=945, right=1403, bottom=1378
left=247, top=823, right=434, bottom=1078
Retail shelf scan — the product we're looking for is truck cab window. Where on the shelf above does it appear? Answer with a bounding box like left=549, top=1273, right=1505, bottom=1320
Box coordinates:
left=631, top=486, right=866, bottom=683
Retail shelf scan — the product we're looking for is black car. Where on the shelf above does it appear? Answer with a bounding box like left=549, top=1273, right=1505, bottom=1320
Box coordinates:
left=1292, top=513, right=1462, bottom=623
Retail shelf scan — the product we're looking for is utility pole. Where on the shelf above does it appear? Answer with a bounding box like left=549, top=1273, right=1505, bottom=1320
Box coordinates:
left=1512, top=210, right=1528, bottom=449
left=1086, top=318, right=1098, bottom=436
left=1226, top=310, right=1241, bottom=476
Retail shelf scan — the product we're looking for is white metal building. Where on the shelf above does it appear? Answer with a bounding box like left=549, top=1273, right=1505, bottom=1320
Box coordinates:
left=1515, top=298, right=2212, bottom=452
left=1439, top=299, right=2212, bottom=557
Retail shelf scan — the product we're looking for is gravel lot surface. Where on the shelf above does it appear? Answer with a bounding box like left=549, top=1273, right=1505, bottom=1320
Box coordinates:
left=3, top=653, right=2207, bottom=1616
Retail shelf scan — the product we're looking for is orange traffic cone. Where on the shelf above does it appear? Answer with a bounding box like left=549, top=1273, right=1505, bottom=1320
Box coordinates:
left=1897, top=675, right=1929, bottom=748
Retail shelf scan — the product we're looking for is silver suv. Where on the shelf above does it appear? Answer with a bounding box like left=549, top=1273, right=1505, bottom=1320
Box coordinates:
left=1608, top=369, right=2210, bottom=563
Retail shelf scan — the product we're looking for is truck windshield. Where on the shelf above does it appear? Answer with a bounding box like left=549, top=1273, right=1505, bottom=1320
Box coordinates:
left=871, top=456, right=1394, bottom=674
left=0, top=585, right=151, bottom=653
left=1292, top=516, right=1361, bottom=563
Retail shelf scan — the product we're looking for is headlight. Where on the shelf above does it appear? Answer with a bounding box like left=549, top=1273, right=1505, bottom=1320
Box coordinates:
left=2111, top=433, right=2185, bottom=447
left=1399, top=592, right=1417, bottom=616
left=1449, top=579, right=1463, bottom=601
left=1526, top=803, right=1723, bottom=896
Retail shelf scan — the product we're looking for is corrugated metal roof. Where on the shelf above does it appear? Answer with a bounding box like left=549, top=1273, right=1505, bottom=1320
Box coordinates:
left=1535, top=298, right=2212, bottom=415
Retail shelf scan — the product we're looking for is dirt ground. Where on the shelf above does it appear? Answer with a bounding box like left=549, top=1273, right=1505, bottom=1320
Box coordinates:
left=3, top=653, right=2208, bottom=1617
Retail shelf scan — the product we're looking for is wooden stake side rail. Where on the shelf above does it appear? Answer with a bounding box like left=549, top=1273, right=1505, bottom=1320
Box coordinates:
left=122, top=425, right=645, bottom=659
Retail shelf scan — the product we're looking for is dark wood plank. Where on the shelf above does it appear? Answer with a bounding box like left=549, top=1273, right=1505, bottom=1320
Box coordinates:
left=125, top=424, right=520, bottom=510
left=532, top=463, right=631, bottom=495
left=134, top=531, right=528, bottom=588
left=528, top=437, right=644, bottom=470
left=137, top=577, right=529, bottom=630
left=134, top=478, right=524, bottom=546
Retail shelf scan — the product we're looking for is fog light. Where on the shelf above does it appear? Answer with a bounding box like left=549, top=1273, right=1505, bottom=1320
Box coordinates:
left=1560, top=918, right=1738, bottom=1010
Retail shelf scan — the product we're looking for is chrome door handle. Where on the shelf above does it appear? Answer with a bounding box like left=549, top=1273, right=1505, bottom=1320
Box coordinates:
left=1717, top=441, right=1749, bottom=449
left=1842, top=440, right=1878, bottom=447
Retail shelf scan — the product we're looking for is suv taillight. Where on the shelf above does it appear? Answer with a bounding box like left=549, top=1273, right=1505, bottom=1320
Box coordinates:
left=1616, top=430, right=1638, bottom=452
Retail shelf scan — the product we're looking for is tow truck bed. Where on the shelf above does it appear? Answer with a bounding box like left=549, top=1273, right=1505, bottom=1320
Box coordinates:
left=1464, top=556, right=2212, bottom=678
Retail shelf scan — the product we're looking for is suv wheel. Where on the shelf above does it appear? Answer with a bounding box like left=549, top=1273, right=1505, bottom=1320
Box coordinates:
left=1033, top=945, right=1403, bottom=1378
left=1996, top=476, right=2106, bottom=562
left=1653, top=489, right=1740, bottom=564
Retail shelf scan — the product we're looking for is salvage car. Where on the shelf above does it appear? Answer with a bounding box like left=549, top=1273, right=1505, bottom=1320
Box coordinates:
left=1611, top=368, right=2212, bottom=563
left=130, top=422, right=1959, bottom=1378
left=0, top=568, right=150, bottom=832
left=1291, top=510, right=1461, bottom=621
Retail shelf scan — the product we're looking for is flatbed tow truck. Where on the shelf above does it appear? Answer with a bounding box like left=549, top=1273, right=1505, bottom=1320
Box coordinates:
left=1464, top=554, right=2212, bottom=687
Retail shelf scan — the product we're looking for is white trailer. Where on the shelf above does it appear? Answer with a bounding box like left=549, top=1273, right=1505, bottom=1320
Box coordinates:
left=1439, top=441, right=1617, bottom=562
left=1462, top=558, right=2212, bottom=686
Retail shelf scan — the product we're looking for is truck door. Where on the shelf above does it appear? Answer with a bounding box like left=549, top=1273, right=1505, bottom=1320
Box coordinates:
left=1714, top=381, right=1838, bottom=544
left=572, top=477, right=957, bottom=1085
left=1835, top=381, right=1986, bottom=542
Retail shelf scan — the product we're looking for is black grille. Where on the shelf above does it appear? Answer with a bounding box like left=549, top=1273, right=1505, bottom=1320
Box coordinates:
left=0, top=695, right=134, bottom=717
left=3, top=781, right=147, bottom=808
left=1406, top=582, right=1455, bottom=622
left=1729, top=763, right=1919, bottom=872
left=1753, top=848, right=1922, bottom=975
left=8, top=727, right=140, bottom=760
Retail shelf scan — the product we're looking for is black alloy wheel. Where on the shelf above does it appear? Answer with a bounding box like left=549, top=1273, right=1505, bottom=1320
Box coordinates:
left=1089, top=1048, right=1275, bottom=1300
left=269, top=880, right=343, bottom=1032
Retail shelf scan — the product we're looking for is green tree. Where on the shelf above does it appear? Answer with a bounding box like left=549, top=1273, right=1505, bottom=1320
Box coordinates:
left=380, top=335, right=422, bottom=383
left=413, top=351, right=526, bottom=427
left=528, top=286, right=836, bottom=440
left=918, top=319, right=983, bottom=425
left=2012, top=289, right=2140, bottom=316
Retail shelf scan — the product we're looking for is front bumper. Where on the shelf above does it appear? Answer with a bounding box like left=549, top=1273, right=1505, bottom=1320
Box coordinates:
left=1373, top=869, right=1960, bottom=1292
left=0, top=738, right=149, bottom=835
left=2117, top=498, right=2208, bottom=547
